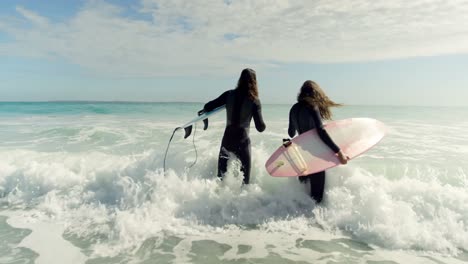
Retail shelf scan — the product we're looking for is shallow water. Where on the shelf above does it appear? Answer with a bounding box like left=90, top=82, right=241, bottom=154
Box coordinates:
left=1, top=102, right=467, bottom=263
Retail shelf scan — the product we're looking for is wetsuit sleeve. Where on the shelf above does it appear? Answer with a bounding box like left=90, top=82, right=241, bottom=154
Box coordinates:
left=288, top=105, right=297, bottom=138
left=253, top=100, right=266, bottom=132
left=203, top=91, right=229, bottom=112
left=311, top=106, right=341, bottom=153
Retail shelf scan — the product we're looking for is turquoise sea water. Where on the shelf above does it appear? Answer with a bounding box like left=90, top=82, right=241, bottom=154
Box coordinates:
left=0, top=102, right=467, bottom=264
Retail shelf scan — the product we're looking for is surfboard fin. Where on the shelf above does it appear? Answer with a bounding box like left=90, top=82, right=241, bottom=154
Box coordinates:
left=183, top=119, right=208, bottom=139
left=184, top=126, right=193, bottom=139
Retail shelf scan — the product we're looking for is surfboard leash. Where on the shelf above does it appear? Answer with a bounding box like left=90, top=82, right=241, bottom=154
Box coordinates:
left=163, top=124, right=198, bottom=177
left=163, top=127, right=180, bottom=177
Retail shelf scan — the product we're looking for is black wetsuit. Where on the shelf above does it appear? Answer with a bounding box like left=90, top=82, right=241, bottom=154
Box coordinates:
left=203, top=90, right=266, bottom=184
left=288, top=101, right=340, bottom=203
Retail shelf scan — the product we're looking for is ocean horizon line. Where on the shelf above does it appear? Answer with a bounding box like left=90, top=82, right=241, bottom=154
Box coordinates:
left=0, top=100, right=466, bottom=108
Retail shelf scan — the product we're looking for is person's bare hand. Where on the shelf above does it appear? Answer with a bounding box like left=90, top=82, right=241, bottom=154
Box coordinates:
left=337, top=150, right=350, bottom=165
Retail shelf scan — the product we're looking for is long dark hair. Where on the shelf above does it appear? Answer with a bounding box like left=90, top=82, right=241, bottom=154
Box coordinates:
left=236, top=68, right=258, bottom=100
left=297, top=80, right=341, bottom=120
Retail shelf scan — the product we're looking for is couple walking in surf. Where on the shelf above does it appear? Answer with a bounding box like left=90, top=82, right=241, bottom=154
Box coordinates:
left=199, top=68, right=348, bottom=203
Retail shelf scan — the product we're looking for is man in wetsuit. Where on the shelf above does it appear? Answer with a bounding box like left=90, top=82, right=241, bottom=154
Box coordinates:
left=200, top=69, right=266, bottom=184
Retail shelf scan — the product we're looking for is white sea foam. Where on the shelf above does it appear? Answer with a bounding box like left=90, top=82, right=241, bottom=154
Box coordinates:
left=1, top=104, right=468, bottom=263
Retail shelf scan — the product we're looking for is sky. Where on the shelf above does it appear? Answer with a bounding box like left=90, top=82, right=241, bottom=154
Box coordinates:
left=0, top=0, right=467, bottom=106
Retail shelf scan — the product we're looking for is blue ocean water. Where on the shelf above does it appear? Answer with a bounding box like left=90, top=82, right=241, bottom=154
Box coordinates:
left=0, top=102, right=467, bottom=264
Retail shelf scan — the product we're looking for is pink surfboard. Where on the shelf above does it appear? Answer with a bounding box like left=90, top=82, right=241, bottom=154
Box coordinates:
left=265, top=118, right=386, bottom=177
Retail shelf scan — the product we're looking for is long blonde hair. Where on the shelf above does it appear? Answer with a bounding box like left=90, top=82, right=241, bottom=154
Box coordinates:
left=297, top=80, right=341, bottom=120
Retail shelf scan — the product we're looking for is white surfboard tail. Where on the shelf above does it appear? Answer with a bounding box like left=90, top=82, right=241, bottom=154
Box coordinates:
left=179, top=106, right=225, bottom=139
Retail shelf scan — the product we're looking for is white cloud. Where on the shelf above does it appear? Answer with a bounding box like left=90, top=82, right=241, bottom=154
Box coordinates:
left=1, top=0, right=468, bottom=76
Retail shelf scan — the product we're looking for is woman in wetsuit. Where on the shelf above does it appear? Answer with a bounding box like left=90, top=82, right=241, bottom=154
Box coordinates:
left=288, top=80, right=348, bottom=203
left=199, top=68, right=266, bottom=184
